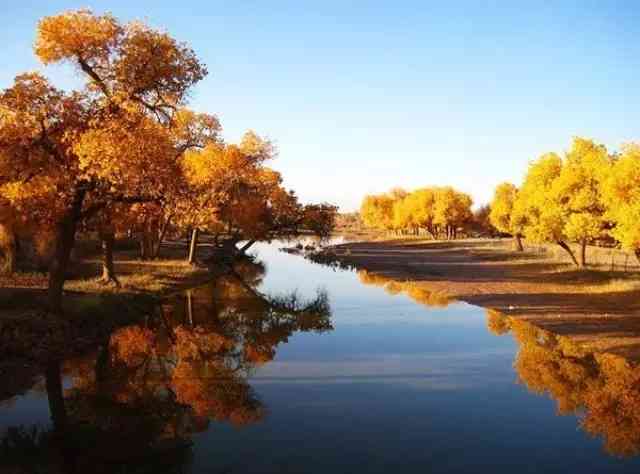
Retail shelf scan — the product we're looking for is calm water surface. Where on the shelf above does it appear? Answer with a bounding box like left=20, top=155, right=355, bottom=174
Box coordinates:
left=2, top=240, right=640, bottom=473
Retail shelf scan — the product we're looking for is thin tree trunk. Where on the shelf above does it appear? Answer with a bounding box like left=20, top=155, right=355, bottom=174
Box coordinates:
left=514, top=234, right=524, bottom=252
left=139, top=235, right=147, bottom=260
left=139, top=229, right=155, bottom=260
left=188, top=228, right=199, bottom=264
left=239, top=239, right=256, bottom=254
left=557, top=240, right=579, bottom=267
left=580, top=239, right=587, bottom=268
left=48, top=190, right=84, bottom=314
left=145, top=232, right=155, bottom=260
left=0, top=226, right=16, bottom=275
left=635, top=248, right=640, bottom=265
left=99, top=230, right=120, bottom=287
left=152, top=214, right=172, bottom=259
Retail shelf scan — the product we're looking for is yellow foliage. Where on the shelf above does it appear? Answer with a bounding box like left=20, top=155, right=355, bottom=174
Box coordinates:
left=512, top=152, right=563, bottom=243
left=489, top=182, right=519, bottom=235
left=361, top=186, right=471, bottom=236
left=433, top=186, right=473, bottom=230
left=603, top=143, right=640, bottom=252
left=73, top=111, right=177, bottom=195
left=507, top=138, right=611, bottom=266
left=360, top=193, right=396, bottom=230
left=35, top=9, right=122, bottom=65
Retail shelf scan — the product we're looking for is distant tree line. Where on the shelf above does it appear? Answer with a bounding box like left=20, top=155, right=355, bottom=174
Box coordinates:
left=360, top=186, right=473, bottom=239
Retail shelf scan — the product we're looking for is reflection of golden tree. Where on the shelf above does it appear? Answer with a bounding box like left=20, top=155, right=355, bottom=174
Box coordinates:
left=358, top=270, right=452, bottom=308
left=581, top=355, right=640, bottom=457
left=173, top=325, right=232, bottom=360
left=69, top=257, right=330, bottom=427
left=109, top=326, right=155, bottom=367
left=486, top=309, right=640, bottom=458
left=171, top=360, right=263, bottom=426
left=485, top=309, right=512, bottom=336
left=2, top=258, right=333, bottom=471
left=511, top=319, right=593, bottom=415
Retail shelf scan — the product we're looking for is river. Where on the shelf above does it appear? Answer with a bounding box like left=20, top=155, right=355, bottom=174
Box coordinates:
left=2, top=240, right=640, bottom=473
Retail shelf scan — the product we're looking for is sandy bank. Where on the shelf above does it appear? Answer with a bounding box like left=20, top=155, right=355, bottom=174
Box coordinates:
left=318, top=238, right=640, bottom=362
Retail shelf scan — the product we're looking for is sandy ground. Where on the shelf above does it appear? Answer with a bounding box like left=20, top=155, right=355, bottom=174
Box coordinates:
left=322, top=238, right=640, bottom=362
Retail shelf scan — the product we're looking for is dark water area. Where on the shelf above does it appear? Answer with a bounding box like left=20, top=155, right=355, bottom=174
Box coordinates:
left=2, top=240, right=640, bottom=473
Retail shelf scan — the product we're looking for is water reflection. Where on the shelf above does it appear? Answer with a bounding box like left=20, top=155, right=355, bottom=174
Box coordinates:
left=357, top=270, right=452, bottom=308
left=487, top=310, right=640, bottom=458
left=5, top=242, right=640, bottom=472
left=0, top=257, right=332, bottom=473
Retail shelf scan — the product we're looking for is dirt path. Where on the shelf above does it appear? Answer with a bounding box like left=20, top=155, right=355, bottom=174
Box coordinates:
left=322, top=238, right=640, bottom=362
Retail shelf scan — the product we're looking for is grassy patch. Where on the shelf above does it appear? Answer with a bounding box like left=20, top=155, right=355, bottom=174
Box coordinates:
left=64, top=263, right=205, bottom=296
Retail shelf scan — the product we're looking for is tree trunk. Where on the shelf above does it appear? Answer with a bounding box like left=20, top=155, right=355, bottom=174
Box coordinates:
left=580, top=239, right=587, bottom=268
left=239, top=239, right=256, bottom=254
left=99, top=230, right=120, bottom=287
left=0, top=226, right=16, bottom=275
left=557, top=240, right=579, bottom=267
left=514, top=234, right=524, bottom=252
left=151, top=214, right=172, bottom=259
left=139, top=235, right=147, bottom=260
left=139, top=230, right=155, bottom=260
left=47, top=187, right=88, bottom=313
left=635, top=248, right=640, bottom=265
left=188, top=228, right=199, bottom=264
left=48, top=222, right=74, bottom=314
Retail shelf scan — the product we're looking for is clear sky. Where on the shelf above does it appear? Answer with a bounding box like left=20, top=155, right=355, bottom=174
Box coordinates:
left=2, top=1, right=639, bottom=211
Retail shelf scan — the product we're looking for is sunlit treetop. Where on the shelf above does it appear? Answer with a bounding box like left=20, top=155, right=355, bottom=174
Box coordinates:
left=489, top=182, right=520, bottom=236
left=511, top=152, right=563, bottom=243
left=1, top=9, right=211, bottom=229
left=603, top=143, right=640, bottom=251
left=0, top=73, right=88, bottom=221
left=35, top=9, right=207, bottom=119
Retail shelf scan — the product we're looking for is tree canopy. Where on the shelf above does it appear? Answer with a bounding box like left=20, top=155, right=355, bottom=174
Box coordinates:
left=0, top=9, right=337, bottom=311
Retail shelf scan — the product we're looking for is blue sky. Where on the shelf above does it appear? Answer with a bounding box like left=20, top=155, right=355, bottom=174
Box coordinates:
left=2, top=1, right=639, bottom=211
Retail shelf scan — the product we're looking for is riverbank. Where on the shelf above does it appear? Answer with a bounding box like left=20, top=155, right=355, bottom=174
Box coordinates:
left=316, top=238, right=640, bottom=362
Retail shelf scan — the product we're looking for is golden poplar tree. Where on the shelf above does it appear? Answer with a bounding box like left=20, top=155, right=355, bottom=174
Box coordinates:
left=490, top=182, right=524, bottom=251
left=0, top=10, right=207, bottom=312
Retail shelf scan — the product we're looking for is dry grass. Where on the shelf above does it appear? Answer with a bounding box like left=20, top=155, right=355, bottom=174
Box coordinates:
left=0, top=240, right=212, bottom=321
left=485, top=238, right=640, bottom=271
left=65, top=264, right=205, bottom=295
left=0, top=272, right=48, bottom=289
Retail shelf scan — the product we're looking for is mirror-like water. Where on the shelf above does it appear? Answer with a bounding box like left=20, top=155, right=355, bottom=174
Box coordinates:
left=2, top=241, right=640, bottom=473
